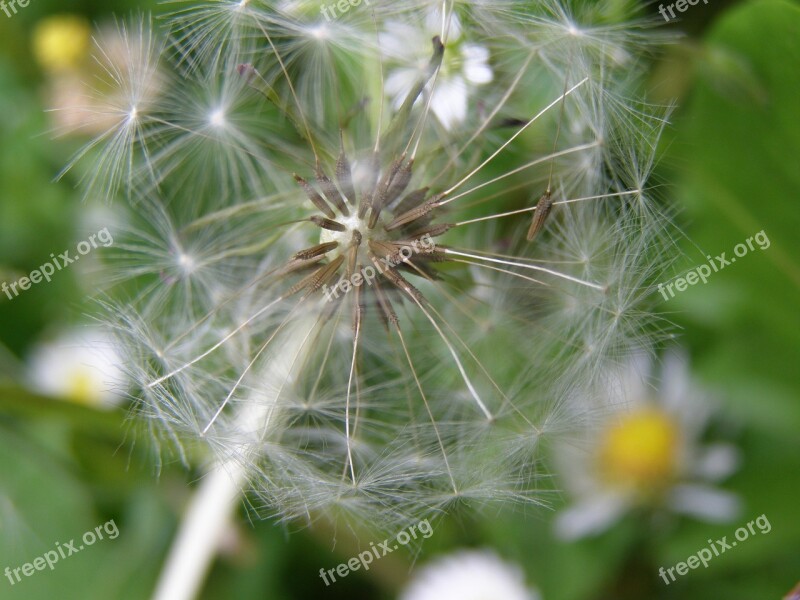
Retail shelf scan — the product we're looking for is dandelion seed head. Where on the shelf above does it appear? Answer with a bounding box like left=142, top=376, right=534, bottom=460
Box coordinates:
left=78, top=1, right=676, bottom=530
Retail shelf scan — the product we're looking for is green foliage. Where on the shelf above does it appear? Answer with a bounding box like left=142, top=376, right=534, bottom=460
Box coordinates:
left=0, top=1, right=798, bottom=599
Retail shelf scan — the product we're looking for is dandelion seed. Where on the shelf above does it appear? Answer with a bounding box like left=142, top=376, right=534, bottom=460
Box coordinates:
left=55, top=17, right=165, bottom=202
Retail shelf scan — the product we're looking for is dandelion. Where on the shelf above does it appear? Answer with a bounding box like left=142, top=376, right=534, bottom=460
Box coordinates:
left=553, top=350, right=741, bottom=541
left=60, top=1, right=675, bottom=598
left=400, top=550, right=539, bottom=600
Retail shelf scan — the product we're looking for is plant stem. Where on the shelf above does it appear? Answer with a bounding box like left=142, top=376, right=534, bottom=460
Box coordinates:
left=151, top=316, right=318, bottom=600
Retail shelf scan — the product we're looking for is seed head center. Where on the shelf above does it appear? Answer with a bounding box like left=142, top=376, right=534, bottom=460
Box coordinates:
left=319, top=212, right=391, bottom=262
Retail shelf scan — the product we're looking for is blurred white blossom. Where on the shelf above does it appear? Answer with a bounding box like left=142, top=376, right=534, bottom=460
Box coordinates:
left=401, top=550, right=539, bottom=600
left=554, top=351, right=741, bottom=540
left=27, top=327, right=127, bottom=408
left=380, top=8, right=492, bottom=130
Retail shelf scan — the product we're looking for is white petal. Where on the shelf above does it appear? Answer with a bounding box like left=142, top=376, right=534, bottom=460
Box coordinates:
left=425, top=8, right=461, bottom=41
left=464, top=62, right=493, bottom=85
left=431, top=77, right=468, bottom=130
left=659, top=349, right=715, bottom=436
left=462, top=43, right=490, bottom=64
left=619, top=351, right=655, bottom=406
left=379, top=23, right=425, bottom=59
left=667, top=484, right=741, bottom=523
left=551, top=440, right=602, bottom=496
left=659, top=349, right=693, bottom=411
left=462, top=44, right=493, bottom=85
left=693, top=444, right=741, bottom=481
left=554, top=492, right=629, bottom=540
left=385, top=69, right=420, bottom=110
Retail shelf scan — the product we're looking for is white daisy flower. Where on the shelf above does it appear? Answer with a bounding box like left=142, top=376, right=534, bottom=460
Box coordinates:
left=401, top=550, right=539, bottom=600
left=554, top=350, right=741, bottom=540
left=380, top=9, right=493, bottom=130
left=27, top=327, right=127, bottom=408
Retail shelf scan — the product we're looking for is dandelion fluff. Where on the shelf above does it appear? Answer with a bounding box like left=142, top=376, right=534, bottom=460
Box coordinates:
left=66, top=4, right=676, bottom=595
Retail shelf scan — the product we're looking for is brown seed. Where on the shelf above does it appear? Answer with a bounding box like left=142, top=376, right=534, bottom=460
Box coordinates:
left=336, top=136, right=357, bottom=206
left=385, top=196, right=442, bottom=232
left=316, top=165, right=349, bottom=216
left=294, top=173, right=335, bottom=219
left=526, top=189, right=554, bottom=241
left=372, top=277, right=398, bottom=328
left=408, top=223, right=453, bottom=239
left=391, top=187, right=429, bottom=214
left=293, top=241, right=339, bottom=261
left=386, top=159, right=414, bottom=205
left=285, top=255, right=344, bottom=297
left=309, top=216, right=346, bottom=232
left=369, top=157, right=406, bottom=229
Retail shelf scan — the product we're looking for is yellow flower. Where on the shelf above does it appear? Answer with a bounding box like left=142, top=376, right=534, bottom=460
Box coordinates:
left=32, top=15, right=91, bottom=73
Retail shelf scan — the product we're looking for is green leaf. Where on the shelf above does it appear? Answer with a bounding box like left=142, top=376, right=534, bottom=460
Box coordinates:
left=672, top=0, right=800, bottom=436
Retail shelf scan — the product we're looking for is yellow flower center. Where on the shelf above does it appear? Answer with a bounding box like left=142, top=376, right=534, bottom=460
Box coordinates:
left=598, top=408, right=679, bottom=491
left=65, top=369, right=100, bottom=406
left=32, top=15, right=91, bottom=73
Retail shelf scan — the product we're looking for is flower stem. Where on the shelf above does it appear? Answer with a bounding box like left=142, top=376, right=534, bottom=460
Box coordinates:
left=152, top=316, right=318, bottom=600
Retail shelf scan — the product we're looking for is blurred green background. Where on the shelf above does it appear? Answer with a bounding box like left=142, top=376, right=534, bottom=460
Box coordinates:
left=0, top=0, right=798, bottom=599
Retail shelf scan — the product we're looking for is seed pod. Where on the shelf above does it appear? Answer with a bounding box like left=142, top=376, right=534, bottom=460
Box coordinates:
left=316, top=166, right=349, bottom=216
left=294, top=174, right=335, bottom=219
left=293, top=241, right=339, bottom=261
left=527, top=189, right=554, bottom=241
left=309, top=216, right=346, bottom=232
